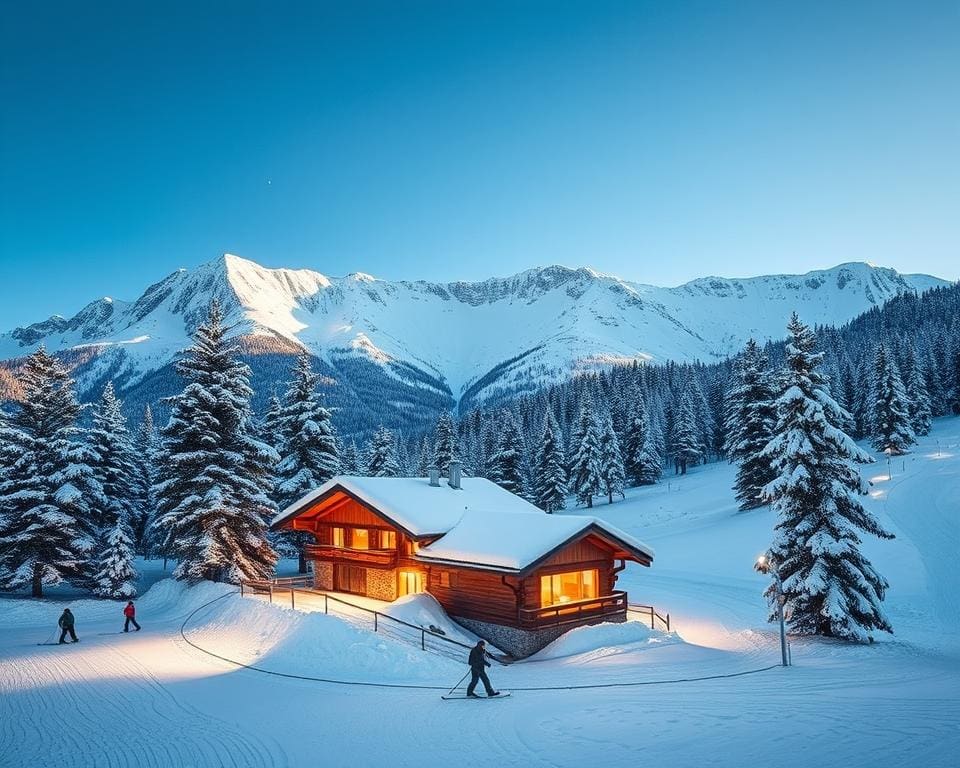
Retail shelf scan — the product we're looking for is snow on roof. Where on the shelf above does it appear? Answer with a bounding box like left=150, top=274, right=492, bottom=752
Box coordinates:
left=273, top=475, right=544, bottom=536
left=274, top=475, right=655, bottom=571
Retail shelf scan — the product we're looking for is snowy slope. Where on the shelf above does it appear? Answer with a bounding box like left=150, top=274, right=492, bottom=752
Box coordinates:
left=0, top=254, right=946, bottom=408
left=1, top=418, right=957, bottom=768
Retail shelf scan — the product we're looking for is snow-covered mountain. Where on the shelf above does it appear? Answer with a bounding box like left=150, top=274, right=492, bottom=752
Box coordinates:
left=0, top=255, right=946, bottom=418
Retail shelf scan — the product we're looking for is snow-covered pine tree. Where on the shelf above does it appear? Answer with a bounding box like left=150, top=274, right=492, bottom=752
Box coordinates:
left=598, top=413, right=626, bottom=504
left=340, top=439, right=360, bottom=475
left=669, top=388, right=703, bottom=475
left=0, top=347, right=103, bottom=597
left=488, top=410, right=527, bottom=496
left=870, top=342, right=916, bottom=455
left=433, top=412, right=458, bottom=473
left=93, top=519, right=138, bottom=599
left=132, top=405, right=159, bottom=556
left=623, top=391, right=661, bottom=486
left=274, top=353, right=340, bottom=508
left=533, top=411, right=566, bottom=512
left=724, top=339, right=777, bottom=510
left=903, top=346, right=932, bottom=436
left=367, top=426, right=401, bottom=477
left=415, top=435, right=432, bottom=476
left=88, top=382, right=140, bottom=597
left=763, top=313, right=893, bottom=642
left=152, top=301, right=278, bottom=584
left=569, top=402, right=603, bottom=508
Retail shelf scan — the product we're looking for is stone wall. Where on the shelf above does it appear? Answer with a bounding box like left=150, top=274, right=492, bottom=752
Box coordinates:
left=454, top=613, right=626, bottom=658
left=366, top=568, right=398, bottom=601
left=313, top=562, right=334, bottom=591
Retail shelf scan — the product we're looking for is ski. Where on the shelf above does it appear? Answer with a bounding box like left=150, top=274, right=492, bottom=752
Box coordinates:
left=441, top=692, right=511, bottom=700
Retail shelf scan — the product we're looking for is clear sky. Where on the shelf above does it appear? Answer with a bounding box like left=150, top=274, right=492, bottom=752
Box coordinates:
left=1, top=0, right=957, bottom=330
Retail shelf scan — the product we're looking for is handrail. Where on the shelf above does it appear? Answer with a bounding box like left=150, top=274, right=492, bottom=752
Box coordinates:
left=239, top=577, right=512, bottom=665
left=519, top=590, right=627, bottom=628
left=627, top=603, right=671, bottom=632
left=304, top=544, right=398, bottom=566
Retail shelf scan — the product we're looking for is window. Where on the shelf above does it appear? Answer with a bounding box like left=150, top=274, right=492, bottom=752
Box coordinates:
left=379, top=530, right=396, bottom=550
left=433, top=571, right=453, bottom=588
left=398, top=570, right=425, bottom=596
left=539, top=569, right=599, bottom=607
left=331, top=527, right=345, bottom=548
left=350, top=528, right=369, bottom=550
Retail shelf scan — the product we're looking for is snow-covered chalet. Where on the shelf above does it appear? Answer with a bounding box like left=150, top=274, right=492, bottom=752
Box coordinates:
left=272, top=462, right=654, bottom=656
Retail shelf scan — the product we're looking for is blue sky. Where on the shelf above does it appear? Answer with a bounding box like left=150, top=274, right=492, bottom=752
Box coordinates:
left=1, top=0, right=957, bottom=329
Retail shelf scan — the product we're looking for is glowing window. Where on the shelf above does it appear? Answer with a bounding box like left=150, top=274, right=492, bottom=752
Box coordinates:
left=332, top=527, right=345, bottom=548
left=399, top=570, right=425, bottom=596
left=379, top=530, right=396, bottom=549
left=539, top=570, right=599, bottom=607
left=350, top=528, right=369, bottom=550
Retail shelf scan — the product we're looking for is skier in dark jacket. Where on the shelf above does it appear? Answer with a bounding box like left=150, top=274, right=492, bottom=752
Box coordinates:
left=466, top=640, right=499, bottom=698
left=58, top=608, right=78, bottom=644
left=123, top=601, right=141, bottom=632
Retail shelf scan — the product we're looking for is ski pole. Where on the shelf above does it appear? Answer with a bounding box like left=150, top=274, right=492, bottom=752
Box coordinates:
left=447, top=670, right=470, bottom=696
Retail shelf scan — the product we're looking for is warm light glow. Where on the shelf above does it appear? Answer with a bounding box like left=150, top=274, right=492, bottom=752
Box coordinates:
left=398, top=570, right=425, bottom=596
left=540, top=569, right=599, bottom=607
left=350, top=528, right=369, bottom=550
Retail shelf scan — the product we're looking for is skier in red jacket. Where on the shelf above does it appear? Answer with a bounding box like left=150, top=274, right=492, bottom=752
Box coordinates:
left=123, top=601, right=141, bottom=632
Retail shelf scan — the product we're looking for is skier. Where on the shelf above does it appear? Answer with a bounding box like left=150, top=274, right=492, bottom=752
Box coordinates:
left=466, top=640, right=499, bottom=698
left=58, top=608, right=78, bottom=644
left=123, top=601, right=141, bottom=632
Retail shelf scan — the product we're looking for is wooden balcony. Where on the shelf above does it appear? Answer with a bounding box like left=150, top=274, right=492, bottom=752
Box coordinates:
left=304, top=543, right=398, bottom=568
left=518, top=590, right=628, bottom=629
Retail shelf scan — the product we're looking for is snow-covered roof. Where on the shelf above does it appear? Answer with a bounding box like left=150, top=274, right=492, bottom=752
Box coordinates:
left=273, top=475, right=655, bottom=572
left=273, top=475, right=545, bottom=537
left=414, top=509, right=654, bottom=572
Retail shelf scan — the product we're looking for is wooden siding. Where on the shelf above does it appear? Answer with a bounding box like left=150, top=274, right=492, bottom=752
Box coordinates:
left=536, top=536, right=611, bottom=569
left=427, top=567, right=522, bottom=625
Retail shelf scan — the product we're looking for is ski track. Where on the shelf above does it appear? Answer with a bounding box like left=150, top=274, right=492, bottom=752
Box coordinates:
left=0, top=628, right=287, bottom=768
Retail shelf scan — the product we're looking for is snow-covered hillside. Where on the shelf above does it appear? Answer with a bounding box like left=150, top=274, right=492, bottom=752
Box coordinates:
left=0, top=255, right=946, bottom=409
left=2, top=418, right=957, bottom=768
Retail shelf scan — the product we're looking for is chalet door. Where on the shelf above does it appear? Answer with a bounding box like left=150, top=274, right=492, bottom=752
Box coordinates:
left=335, top=565, right=367, bottom=595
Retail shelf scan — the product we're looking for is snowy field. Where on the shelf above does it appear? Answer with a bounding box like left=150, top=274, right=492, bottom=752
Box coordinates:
left=1, top=419, right=958, bottom=767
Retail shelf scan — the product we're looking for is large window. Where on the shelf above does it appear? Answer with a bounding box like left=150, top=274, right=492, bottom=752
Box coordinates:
left=350, top=528, right=370, bottom=550
left=540, top=569, right=598, bottom=607
left=331, top=527, right=345, bottom=548
left=379, top=530, right=396, bottom=549
left=398, top=570, right=425, bottom=596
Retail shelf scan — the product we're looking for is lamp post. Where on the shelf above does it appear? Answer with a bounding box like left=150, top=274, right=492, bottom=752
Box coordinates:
left=756, top=554, right=789, bottom=667
left=885, top=446, right=892, bottom=480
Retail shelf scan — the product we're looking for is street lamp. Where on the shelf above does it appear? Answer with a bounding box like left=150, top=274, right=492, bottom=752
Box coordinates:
left=885, top=446, right=892, bottom=480
left=755, top=554, right=790, bottom=667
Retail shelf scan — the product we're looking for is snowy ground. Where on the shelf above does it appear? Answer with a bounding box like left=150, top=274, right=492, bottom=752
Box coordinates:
left=1, top=419, right=958, bottom=767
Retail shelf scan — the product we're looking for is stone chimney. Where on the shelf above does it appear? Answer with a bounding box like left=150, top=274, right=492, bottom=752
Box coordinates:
left=448, top=459, right=462, bottom=490
left=428, top=466, right=440, bottom=487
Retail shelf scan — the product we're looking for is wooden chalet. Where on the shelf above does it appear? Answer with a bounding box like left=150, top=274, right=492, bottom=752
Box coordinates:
left=272, top=463, right=655, bottom=656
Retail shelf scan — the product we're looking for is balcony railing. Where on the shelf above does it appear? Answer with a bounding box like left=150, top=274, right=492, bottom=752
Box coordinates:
left=518, top=590, right=628, bottom=628
left=304, top=543, right=398, bottom=568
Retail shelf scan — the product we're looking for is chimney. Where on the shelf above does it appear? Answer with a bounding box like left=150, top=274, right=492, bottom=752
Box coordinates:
left=428, top=466, right=440, bottom=487
left=448, top=459, right=462, bottom=490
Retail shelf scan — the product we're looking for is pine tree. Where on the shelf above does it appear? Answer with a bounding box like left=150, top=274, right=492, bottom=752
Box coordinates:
left=903, top=347, right=932, bottom=436
left=725, top=340, right=777, bottom=510
left=340, top=439, right=360, bottom=475
left=152, top=301, right=278, bottom=584
left=763, top=314, right=893, bottom=642
left=0, top=348, right=103, bottom=597
left=669, top=389, right=702, bottom=475
left=623, top=392, right=661, bottom=486
left=132, top=405, right=159, bottom=556
left=367, top=426, right=401, bottom=477
left=870, top=343, right=915, bottom=455
left=488, top=410, right=527, bottom=496
left=569, top=402, right=602, bottom=508
left=93, top=519, right=138, bottom=599
left=274, top=353, right=340, bottom=509
left=415, top=435, right=432, bottom=476
left=533, top=411, right=566, bottom=512
left=433, top=412, right=458, bottom=473
left=88, top=382, right=140, bottom=597
left=598, top=413, right=626, bottom=504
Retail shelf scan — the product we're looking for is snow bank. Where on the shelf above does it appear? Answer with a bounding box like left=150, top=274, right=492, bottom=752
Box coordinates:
left=530, top=620, right=682, bottom=660
left=381, top=593, right=502, bottom=653
left=184, top=593, right=463, bottom=683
